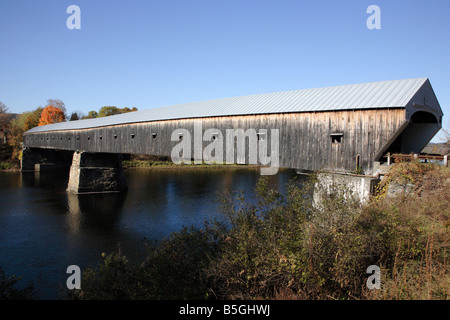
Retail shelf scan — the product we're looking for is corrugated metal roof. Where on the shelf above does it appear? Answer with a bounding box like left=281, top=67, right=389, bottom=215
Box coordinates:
left=25, top=78, right=428, bottom=133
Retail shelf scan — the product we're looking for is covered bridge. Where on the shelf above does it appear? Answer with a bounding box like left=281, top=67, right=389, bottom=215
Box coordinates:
left=23, top=77, right=443, bottom=177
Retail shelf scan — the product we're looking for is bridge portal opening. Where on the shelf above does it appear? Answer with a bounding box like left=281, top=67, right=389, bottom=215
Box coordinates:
left=381, top=111, right=440, bottom=160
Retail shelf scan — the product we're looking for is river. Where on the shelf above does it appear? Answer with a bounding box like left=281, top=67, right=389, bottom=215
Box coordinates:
left=0, top=166, right=298, bottom=299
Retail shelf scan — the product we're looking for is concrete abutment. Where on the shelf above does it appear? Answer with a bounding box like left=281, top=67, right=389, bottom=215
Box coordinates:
left=311, top=172, right=381, bottom=205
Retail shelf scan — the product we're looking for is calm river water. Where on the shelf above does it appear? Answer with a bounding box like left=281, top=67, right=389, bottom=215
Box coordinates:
left=0, top=166, right=298, bottom=299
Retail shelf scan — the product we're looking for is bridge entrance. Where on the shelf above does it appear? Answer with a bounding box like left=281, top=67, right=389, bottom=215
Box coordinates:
left=379, top=110, right=440, bottom=162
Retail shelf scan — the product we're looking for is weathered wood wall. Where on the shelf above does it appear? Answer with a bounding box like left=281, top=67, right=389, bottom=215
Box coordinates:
left=23, top=108, right=407, bottom=174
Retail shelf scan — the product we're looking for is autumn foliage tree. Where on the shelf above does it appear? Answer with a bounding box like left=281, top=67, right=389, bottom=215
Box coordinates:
left=38, top=105, right=66, bottom=126
left=22, top=107, right=44, bottom=131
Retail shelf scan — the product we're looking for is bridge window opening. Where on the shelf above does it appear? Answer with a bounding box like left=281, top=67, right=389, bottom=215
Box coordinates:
left=257, top=132, right=266, bottom=141
left=68, top=137, right=71, bottom=141
left=331, top=133, right=343, bottom=144
left=88, top=137, right=90, bottom=141
left=77, top=137, right=80, bottom=140
left=211, top=132, right=220, bottom=141
left=152, top=133, right=157, bottom=140
left=114, top=134, right=118, bottom=140
left=131, top=134, right=135, bottom=139
left=99, top=136, right=102, bottom=140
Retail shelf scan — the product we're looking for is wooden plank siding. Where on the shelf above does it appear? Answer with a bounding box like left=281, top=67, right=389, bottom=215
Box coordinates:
left=23, top=108, right=407, bottom=174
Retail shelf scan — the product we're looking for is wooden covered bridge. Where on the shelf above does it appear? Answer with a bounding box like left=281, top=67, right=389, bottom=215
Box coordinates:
left=22, top=78, right=443, bottom=194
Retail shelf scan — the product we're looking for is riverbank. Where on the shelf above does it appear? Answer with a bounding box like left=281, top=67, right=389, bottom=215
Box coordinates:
left=0, top=159, right=258, bottom=171
left=0, top=161, right=20, bottom=171
left=122, top=159, right=261, bottom=170
left=64, top=161, right=449, bottom=300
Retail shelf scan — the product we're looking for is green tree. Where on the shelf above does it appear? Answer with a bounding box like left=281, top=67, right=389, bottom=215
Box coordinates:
left=84, top=111, right=98, bottom=119
left=6, top=107, right=43, bottom=160
left=97, top=106, right=138, bottom=118
left=119, top=107, right=138, bottom=113
left=98, top=106, right=120, bottom=117
left=22, top=107, right=44, bottom=131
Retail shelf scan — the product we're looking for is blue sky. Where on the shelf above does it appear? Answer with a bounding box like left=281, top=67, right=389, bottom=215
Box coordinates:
left=0, top=0, right=449, bottom=139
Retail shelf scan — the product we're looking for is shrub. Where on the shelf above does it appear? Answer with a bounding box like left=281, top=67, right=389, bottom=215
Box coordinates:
left=0, top=267, right=36, bottom=300
left=0, top=161, right=18, bottom=170
left=69, top=226, right=222, bottom=300
left=67, top=162, right=449, bottom=300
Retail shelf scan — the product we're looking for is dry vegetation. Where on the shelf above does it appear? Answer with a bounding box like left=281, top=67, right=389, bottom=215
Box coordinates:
left=61, top=161, right=449, bottom=300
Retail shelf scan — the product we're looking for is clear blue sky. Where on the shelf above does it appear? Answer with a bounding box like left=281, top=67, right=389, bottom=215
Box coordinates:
left=0, top=0, right=449, bottom=139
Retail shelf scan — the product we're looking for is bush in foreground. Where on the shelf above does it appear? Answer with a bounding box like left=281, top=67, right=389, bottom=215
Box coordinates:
left=0, top=267, right=36, bottom=300
left=68, top=162, right=449, bottom=300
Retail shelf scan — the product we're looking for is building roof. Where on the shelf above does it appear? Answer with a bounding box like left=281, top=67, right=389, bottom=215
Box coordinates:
left=26, top=77, right=430, bottom=133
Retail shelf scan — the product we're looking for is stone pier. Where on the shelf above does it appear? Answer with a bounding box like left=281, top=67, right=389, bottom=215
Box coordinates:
left=67, top=151, right=128, bottom=194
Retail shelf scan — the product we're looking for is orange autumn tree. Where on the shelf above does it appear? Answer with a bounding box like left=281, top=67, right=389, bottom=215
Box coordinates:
left=38, top=105, right=66, bottom=126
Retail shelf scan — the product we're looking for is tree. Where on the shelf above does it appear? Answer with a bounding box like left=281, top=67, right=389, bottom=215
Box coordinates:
left=47, top=99, right=67, bottom=118
left=69, top=111, right=85, bottom=121
left=97, top=106, right=138, bottom=118
left=84, top=111, right=98, bottom=119
left=119, top=107, right=138, bottom=113
left=7, top=119, right=25, bottom=159
left=98, top=106, right=121, bottom=117
left=0, top=102, right=10, bottom=147
left=22, top=107, right=44, bottom=131
left=69, top=112, right=79, bottom=121
left=0, top=102, right=7, bottom=113
left=81, top=106, right=138, bottom=119
left=4, top=107, right=43, bottom=160
left=0, top=101, right=9, bottom=133
left=38, top=105, right=66, bottom=126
